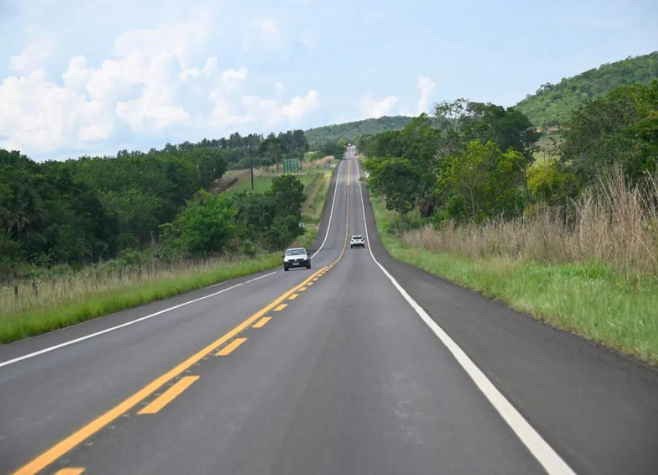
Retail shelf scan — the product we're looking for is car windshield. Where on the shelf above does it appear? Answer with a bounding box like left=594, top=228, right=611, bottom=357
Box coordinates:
left=286, top=249, right=306, bottom=256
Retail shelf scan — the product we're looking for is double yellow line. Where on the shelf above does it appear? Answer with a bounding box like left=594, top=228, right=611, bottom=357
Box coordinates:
left=14, top=160, right=353, bottom=475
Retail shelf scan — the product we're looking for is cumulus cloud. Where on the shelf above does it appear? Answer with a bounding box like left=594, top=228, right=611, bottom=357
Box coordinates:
left=280, top=90, right=320, bottom=123
left=359, top=94, right=399, bottom=119
left=416, top=75, right=436, bottom=114
left=9, top=38, right=55, bottom=73
left=0, top=15, right=321, bottom=158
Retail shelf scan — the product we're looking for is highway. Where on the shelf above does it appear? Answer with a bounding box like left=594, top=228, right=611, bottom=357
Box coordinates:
left=1, top=149, right=657, bottom=474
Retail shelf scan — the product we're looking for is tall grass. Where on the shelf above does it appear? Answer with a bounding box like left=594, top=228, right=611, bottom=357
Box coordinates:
left=404, top=170, right=658, bottom=278
left=371, top=171, right=658, bottom=365
left=0, top=255, right=281, bottom=343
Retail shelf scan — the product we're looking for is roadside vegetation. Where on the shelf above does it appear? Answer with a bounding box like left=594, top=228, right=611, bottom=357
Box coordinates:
left=0, top=126, right=337, bottom=342
left=363, top=79, right=658, bottom=365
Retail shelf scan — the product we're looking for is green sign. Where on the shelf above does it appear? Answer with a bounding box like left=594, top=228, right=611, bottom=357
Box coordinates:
left=283, top=158, right=300, bottom=174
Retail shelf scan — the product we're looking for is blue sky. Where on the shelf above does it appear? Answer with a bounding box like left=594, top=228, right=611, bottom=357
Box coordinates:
left=0, top=0, right=656, bottom=160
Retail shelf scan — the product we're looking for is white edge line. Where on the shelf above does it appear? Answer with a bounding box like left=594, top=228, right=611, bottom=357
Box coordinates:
left=354, top=158, right=576, bottom=475
left=311, top=159, right=343, bottom=259
left=0, top=272, right=277, bottom=369
left=0, top=161, right=347, bottom=368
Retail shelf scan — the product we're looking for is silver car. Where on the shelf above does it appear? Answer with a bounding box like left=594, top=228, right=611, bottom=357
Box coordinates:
left=283, top=247, right=311, bottom=271
left=350, top=235, right=365, bottom=248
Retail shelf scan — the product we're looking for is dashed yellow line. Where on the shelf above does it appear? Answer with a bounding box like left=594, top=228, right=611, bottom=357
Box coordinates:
left=253, top=317, right=271, bottom=328
left=54, top=469, right=85, bottom=475
left=288, top=293, right=299, bottom=300
left=216, top=338, right=247, bottom=356
left=298, top=287, right=307, bottom=292
left=138, top=376, right=199, bottom=415
left=274, top=303, right=288, bottom=311
left=12, top=266, right=326, bottom=475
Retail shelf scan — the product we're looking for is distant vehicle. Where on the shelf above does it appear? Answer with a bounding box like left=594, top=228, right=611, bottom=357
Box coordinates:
left=283, top=247, right=311, bottom=271
left=350, top=235, right=365, bottom=248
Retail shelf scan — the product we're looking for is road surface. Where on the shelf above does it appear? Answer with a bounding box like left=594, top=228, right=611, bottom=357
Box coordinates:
left=1, top=149, right=657, bottom=474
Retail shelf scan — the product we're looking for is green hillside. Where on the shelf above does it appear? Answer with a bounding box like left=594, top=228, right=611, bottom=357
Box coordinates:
left=305, top=116, right=415, bottom=146
left=516, top=51, right=658, bottom=127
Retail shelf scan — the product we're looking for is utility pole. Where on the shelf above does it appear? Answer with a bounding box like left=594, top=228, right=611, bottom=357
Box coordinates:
left=249, top=143, right=254, bottom=190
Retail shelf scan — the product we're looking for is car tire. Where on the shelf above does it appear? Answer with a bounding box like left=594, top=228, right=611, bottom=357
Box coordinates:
left=284, top=265, right=289, bottom=271
left=307, top=262, right=311, bottom=269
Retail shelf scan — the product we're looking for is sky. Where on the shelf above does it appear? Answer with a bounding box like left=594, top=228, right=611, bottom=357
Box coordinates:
left=0, top=0, right=656, bottom=160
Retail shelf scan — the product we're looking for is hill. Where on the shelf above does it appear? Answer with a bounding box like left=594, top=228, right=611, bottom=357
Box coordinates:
left=515, top=51, right=658, bottom=127
left=305, top=116, right=415, bottom=146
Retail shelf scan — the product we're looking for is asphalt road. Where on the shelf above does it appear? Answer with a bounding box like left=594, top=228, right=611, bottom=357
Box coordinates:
left=1, top=150, right=657, bottom=474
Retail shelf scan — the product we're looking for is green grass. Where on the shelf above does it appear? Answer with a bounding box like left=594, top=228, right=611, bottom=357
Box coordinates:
left=371, top=196, right=658, bottom=366
left=0, top=255, right=281, bottom=343
left=223, top=173, right=318, bottom=198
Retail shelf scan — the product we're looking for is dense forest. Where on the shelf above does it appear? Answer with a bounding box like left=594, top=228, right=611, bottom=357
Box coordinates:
left=362, top=80, right=658, bottom=224
left=0, top=128, right=312, bottom=278
left=516, top=51, right=658, bottom=127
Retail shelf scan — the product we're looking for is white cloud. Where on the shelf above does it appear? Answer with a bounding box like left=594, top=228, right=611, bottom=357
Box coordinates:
left=9, top=38, right=55, bottom=73
left=280, top=90, right=320, bottom=123
left=222, top=66, right=248, bottom=80
left=0, top=12, right=322, bottom=158
left=416, top=75, right=436, bottom=114
left=359, top=94, right=399, bottom=119
left=0, top=70, right=111, bottom=154
left=256, top=19, right=278, bottom=34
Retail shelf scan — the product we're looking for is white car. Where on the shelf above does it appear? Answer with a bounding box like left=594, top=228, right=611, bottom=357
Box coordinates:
left=350, top=235, right=365, bottom=248
left=283, top=247, right=311, bottom=271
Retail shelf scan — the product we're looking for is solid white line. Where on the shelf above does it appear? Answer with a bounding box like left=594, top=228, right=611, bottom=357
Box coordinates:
left=311, top=159, right=344, bottom=259
left=354, top=159, right=575, bottom=475
left=0, top=272, right=277, bottom=369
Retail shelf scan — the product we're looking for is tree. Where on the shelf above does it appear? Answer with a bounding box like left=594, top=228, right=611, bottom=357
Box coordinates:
left=168, top=191, right=236, bottom=255
left=560, top=81, right=658, bottom=185
left=366, top=158, right=421, bottom=217
left=269, top=175, right=306, bottom=219
left=436, top=141, right=526, bottom=222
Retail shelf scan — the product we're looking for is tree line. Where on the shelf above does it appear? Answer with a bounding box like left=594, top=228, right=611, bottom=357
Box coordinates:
left=362, top=81, right=658, bottom=226
left=0, top=128, right=312, bottom=278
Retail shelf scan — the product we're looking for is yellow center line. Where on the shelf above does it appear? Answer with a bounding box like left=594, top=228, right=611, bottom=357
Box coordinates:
left=216, top=337, right=247, bottom=356
left=54, top=469, right=85, bottom=475
left=298, top=287, right=307, bottom=292
left=13, top=265, right=327, bottom=475
left=306, top=282, right=314, bottom=286
left=138, top=376, right=199, bottom=415
left=288, top=293, right=299, bottom=300
left=274, top=303, right=288, bottom=311
left=253, top=316, right=271, bottom=328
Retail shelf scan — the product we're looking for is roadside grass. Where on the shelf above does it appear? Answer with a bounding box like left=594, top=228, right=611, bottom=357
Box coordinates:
left=371, top=195, right=658, bottom=366
left=302, top=169, right=332, bottom=225
left=0, top=254, right=280, bottom=344
left=0, top=167, right=335, bottom=344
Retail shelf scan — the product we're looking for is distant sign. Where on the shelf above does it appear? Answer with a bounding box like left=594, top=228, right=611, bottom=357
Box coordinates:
left=283, top=158, right=300, bottom=174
